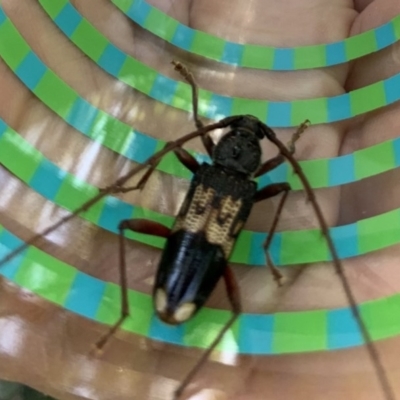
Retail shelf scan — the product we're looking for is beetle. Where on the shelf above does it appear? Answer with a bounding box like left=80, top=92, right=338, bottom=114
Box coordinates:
left=89, top=62, right=395, bottom=399
left=0, top=62, right=394, bottom=400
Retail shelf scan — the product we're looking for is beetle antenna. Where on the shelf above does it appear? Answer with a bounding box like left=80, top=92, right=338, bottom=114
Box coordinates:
left=262, top=124, right=395, bottom=400
left=0, top=118, right=240, bottom=270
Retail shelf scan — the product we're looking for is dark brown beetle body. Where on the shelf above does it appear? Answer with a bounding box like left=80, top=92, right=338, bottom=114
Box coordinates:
left=0, top=61, right=387, bottom=400
left=109, top=109, right=304, bottom=399
left=154, top=122, right=261, bottom=324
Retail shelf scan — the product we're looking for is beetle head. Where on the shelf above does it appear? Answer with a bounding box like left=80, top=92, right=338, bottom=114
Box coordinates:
left=212, top=115, right=265, bottom=175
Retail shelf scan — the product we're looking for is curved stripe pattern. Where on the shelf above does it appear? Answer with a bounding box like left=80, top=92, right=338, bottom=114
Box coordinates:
left=2, top=119, right=400, bottom=266
left=112, top=0, right=400, bottom=70
left=0, top=224, right=398, bottom=354
left=0, top=3, right=400, bottom=356
left=39, top=0, right=400, bottom=128
left=1, top=9, right=400, bottom=192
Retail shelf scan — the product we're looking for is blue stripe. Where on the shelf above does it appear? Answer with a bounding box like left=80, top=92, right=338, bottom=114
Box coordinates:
left=375, top=22, right=396, bottom=50
left=194, top=152, right=211, bottom=165
left=0, top=230, right=24, bottom=250
left=29, top=160, right=67, bottom=200
left=257, top=171, right=273, bottom=188
left=393, top=138, right=400, bottom=167
left=270, top=232, right=282, bottom=266
left=327, top=308, right=363, bottom=349
left=329, top=223, right=358, bottom=259
left=258, top=163, right=288, bottom=187
left=66, top=98, right=98, bottom=134
left=239, top=314, right=274, bottom=354
left=0, top=244, right=25, bottom=281
left=0, top=7, right=6, bottom=25
left=273, top=48, right=295, bottom=70
left=54, top=3, right=81, bottom=36
left=221, top=42, right=244, bottom=65
left=98, top=197, right=135, bottom=233
left=205, top=93, right=233, bottom=120
left=16, top=52, right=46, bottom=90
left=149, top=315, right=185, bottom=345
left=328, top=153, right=355, bottom=186
left=149, top=74, right=178, bottom=104
left=65, top=272, right=107, bottom=319
left=249, top=232, right=282, bottom=267
left=127, top=0, right=152, bottom=26
left=384, top=73, right=400, bottom=104
left=325, top=41, right=346, bottom=66
left=171, top=24, right=195, bottom=50
left=327, top=93, right=352, bottom=122
left=0, top=119, right=7, bottom=137
left=99, top=44, right=127, bottom=76
left=266, top=102, right=292, bottom=128
left=0, top=231, right=25, bottom=280
left=124, top=131, right=158, bottom=163
left=250, top=232, right=267, bottom=266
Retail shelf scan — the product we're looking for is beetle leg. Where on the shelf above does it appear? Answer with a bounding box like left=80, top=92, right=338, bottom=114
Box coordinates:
left=261, top=123, right=396, bottom=400
left=286, top=119, right=310, bottom=154
left=103, top=163, right=158, bottom=194
left=172, top=61, right=203, bottom=129
left=254, top=183, right=291, bottom=285
left=222, top=264, right=242, bottom=313
left=118, top=219, right=171, bottom=237
left=173, top=146, right=201, bottom=174
left=201, top=133, right=215, bottom=157
left=0, top=117, right=242, bottom=271
left=174, top=265, right=241, bottom=399
left=103, top=143, right=201, bottom=194
left=93, top=219, right=171, bottom=352
left=255, top=120, right=308, bottom=178
left=254, top=154, right=285, bottom=178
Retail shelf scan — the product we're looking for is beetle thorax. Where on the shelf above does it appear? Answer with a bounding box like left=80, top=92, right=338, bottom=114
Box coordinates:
left=212, top=128, right=262, bottom=176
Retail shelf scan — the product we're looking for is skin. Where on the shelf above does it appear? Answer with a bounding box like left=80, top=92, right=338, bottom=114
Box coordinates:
left=0, top=0, right=400, bottom=399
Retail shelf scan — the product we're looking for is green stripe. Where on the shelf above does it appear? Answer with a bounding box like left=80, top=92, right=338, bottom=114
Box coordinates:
left=15, top=247, right=76, bottom=305
left=111, top=0, right=400, bottom=70
left=38, top=0, right=400, bottom=127
left=96, top=284, right=153, bottom=335
left=143, top=7, right=179, bottom=42
left=2, top=121, right=400, bottom=265
left=273, top=311, right=327, bottom=353
left=0, top=18, right=30, bottom=70
left=1, top=227, right=399, bottom=353
left=35, top=70, right=77, bottom=118
left=2, top=9, right=400, bottom=191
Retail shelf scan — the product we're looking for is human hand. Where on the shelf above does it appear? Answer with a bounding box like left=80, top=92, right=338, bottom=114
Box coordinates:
left=0, top=0, right=399, bottom=399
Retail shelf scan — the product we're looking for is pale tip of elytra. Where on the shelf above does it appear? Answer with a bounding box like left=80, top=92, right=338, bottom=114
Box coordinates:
left=154, top=288, right=167, bottom=313
left=174, top=302, right=196, bottom=323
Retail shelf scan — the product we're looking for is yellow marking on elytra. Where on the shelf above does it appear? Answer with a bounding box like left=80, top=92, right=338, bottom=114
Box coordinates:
left=173, top=184, right=244, bottom=258
left=207, top=196, right=243, bottom=257
left=173, top=184, right=214, bottom=233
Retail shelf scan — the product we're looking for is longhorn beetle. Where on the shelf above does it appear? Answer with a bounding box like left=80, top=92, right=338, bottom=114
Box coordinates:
left=0, top=62, right=395, bottom=400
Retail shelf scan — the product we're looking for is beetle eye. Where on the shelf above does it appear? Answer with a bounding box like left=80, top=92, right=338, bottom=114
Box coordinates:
left=232, top=145, right=241, bottom=158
